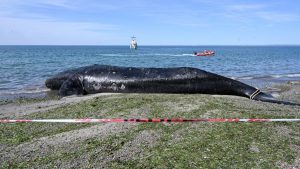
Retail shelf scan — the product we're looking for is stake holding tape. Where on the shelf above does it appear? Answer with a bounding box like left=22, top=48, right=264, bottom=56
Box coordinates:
left=1, top=118, right=300, bottom=123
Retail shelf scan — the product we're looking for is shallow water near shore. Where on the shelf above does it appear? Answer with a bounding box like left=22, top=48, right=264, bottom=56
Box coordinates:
left=1, top=45, right=300, bottom=100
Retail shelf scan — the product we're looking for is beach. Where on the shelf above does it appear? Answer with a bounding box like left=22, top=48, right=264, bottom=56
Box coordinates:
left=1, top=81, right=300, bottom=168
left=1, top=46, right=300, bottom=168
left=2, top=0, right=300, bottom=167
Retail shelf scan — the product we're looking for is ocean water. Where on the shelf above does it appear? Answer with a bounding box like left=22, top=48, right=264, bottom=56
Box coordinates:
left=0, top=45, right=300, bottom=99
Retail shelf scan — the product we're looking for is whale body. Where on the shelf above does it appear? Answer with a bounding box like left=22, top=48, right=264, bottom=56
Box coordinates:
left=45, top=65, right=299, bottom=106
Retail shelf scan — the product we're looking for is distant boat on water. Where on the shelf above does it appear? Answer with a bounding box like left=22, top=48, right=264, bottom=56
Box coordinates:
left=194, top=50, right=215, bottom=56
left=130, top=36, right=137, bottom=49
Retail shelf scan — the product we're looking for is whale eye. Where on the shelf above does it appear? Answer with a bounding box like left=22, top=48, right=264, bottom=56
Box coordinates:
left=111, top=82, right=118, bottom=91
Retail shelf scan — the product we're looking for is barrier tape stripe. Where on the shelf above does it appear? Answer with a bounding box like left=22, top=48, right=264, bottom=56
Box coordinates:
left=1, top=118, right=300, bottom=123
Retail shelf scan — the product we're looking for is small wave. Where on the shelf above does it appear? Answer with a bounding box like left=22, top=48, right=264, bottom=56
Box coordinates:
left=270, top=73, right=300, bottom=79
left=271, top=75, right=281, bottom=78
left=152, top=53, right=180, bottom=56
left=152, top=53, right=193, bottom=56
left=100, top=54, right=128, bottom=57
left=237, top=73, right=300, bottom=81
left=182, top=54, right=194, bottom=56
left=287, top=74, right=300, bottom=77
left=238, top=76, right=254, bottom=80
left=99, top=53, right=194, bottom=57
left=0, top=88, right=50, bottom=95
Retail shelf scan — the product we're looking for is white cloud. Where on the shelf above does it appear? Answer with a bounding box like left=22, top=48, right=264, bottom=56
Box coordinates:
left=256, top=11, right=299, bottom=22
left=0, top=0, right=124, bottom=44
left=35, top=0, right=121, bottom=10
left=17, top=0, right=77, bottom=9
left=222, top=2, right=299, bottom=23
left=228, top=4, right=266, bottom=11
left=0, top=17, right=120, bottom=45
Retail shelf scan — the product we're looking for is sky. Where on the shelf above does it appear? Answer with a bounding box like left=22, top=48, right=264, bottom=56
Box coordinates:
left=0, top=0, right=300, bottom=45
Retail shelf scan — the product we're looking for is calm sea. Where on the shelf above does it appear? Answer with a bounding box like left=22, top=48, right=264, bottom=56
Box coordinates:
left=0, top=45, right=300, bottom=99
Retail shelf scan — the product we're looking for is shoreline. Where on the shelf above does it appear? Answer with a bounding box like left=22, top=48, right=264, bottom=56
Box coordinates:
left=1, top=76, right=300, bottom=103
left=1, top=80, right=300, bottom=119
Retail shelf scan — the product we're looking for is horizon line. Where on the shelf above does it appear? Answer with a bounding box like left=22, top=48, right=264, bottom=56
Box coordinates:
left=1, top=44, right=300, bottom=46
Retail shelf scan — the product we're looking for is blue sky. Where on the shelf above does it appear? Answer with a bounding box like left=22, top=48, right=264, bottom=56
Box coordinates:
left=0, top=0, right=300, bottom=45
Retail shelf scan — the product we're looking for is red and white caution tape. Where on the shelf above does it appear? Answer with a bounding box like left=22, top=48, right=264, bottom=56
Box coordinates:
left=1, top=118, right=300, bottom=123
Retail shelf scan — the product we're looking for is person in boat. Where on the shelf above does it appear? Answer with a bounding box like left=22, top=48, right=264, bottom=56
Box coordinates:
left=206, top=50, right=212, bottom=55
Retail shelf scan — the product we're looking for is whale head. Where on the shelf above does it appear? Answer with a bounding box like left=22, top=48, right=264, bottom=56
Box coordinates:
left=59, top=74, right=86, bottom=96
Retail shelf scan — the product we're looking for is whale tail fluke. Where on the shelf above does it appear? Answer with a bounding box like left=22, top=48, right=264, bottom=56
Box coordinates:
left=253, top=92, right=300, bottom=106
